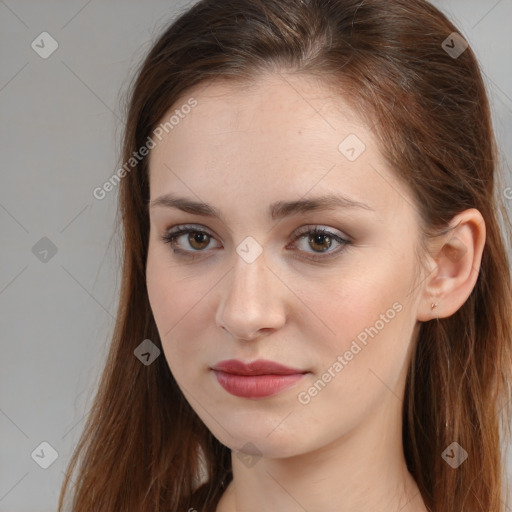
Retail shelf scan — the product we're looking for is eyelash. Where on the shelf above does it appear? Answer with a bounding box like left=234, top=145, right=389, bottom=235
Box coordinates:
left=159, top=224, right=351, bottom=262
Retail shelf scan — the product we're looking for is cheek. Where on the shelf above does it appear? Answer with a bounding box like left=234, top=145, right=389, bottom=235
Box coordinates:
left=294, top=254, right=417, bottom=378
left=146, top=244, right=194, bottom=331
left=146, top=250, right=173, bottom=331
left=146, top=247, right=215, bottom=369
left=290, top=282, right=414, bottom=435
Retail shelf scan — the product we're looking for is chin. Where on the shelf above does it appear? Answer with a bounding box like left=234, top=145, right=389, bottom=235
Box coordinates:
left=204, top=417, right=308, bottom=459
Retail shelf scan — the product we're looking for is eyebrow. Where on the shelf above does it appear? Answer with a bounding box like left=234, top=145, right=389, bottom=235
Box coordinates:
left=149, top=193, right=374, bottom=222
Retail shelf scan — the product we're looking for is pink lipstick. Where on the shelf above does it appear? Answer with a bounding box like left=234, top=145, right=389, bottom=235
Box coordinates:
left=211, top=359, right=308, bottom=398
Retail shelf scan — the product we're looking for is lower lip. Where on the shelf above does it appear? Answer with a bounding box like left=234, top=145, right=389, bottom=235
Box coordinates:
left=213, top=370, right=306, bottom=398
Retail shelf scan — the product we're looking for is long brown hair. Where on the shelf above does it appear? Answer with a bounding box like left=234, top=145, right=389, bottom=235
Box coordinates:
left=58, top=0, right=512, bottom=510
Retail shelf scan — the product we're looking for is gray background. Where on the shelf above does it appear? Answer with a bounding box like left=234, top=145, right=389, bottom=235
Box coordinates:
left=0, top=1, right=511, bottom=511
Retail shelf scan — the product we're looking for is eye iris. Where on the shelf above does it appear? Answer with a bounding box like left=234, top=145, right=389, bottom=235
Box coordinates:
left=189, top=231, right=209, bottom=250
left=309, top=233, right=331, bottom=252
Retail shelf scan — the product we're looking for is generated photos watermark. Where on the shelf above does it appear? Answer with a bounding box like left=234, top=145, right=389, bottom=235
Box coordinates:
left=93, top=97, right=197, bottom=200
left=297, top=301, right=403, bottom=405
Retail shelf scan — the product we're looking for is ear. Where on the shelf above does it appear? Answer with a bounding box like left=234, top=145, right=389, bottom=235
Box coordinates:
left=416, top=208, right=486, bottom=322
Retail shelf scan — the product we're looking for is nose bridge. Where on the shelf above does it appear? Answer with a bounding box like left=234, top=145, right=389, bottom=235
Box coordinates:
left=216, top=245, right=286, bottom=339
left=231, top=248, right=270, bottom=301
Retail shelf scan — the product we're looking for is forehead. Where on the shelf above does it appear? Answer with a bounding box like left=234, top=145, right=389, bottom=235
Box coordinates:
left=147, top=72, right=415, bottom=220
left=154, top=73, right=363, bottom=145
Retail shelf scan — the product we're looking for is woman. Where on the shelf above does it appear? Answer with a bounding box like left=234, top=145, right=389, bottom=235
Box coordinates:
left=58, top=0, right=512, bottom=511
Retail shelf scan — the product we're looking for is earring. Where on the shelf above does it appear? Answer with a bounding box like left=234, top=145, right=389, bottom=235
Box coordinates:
left=431, top=302, right=438, bottom=310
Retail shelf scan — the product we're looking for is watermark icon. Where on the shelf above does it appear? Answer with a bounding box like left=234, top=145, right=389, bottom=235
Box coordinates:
left=441, top=442, right=468, bottom=468
left=134, top=339, right=161, bottom=366
left=31, top=32, right=58, bottom=59
left=441, top=235, right=467, bottom=263
left=236, top=236, right=263, bottom=263
left=504, top=187, right=512, bottom=200
left=236, top=441, right=262, bottom=468
left=441, top=32, right=468, bottom=59
left=93, top=97, right=197, bottom=200
left=32, top=236, right=58, bottom=263
left=297, top=301, right=403, bottom=405
left=338, top=133, right=366, bottom=162
left=31, top=441, right=59, bottom=469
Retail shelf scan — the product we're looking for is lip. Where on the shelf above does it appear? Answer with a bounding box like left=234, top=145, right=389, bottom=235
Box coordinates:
left=211, top=359, right=307, bottom=375
left=211, top=359, right=309, bottom=399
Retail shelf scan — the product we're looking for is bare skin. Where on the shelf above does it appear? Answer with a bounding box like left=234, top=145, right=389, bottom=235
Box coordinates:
left=145, top=71, right=485, bottom=512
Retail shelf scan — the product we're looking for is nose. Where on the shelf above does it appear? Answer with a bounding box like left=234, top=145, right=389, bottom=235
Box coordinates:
left=215, top=249, right=287, bottom=341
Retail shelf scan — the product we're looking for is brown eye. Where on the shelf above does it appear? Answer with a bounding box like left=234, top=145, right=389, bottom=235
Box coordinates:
left=308, top=232, right=333, bottom=252
left=187, top=231, right=211, bottom=250
left=160, top=225, right=220, bottom=258
left=290, top=226, right=351, bottom=261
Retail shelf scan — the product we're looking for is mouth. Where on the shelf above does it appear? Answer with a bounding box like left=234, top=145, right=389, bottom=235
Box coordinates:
left=210, top=359, right=310, bottom=399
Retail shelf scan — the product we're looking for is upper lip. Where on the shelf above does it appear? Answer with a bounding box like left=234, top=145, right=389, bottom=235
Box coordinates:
left=211, top=359, right=308, bottom=376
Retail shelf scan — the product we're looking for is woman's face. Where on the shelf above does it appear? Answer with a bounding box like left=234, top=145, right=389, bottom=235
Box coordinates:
left=146, top=73, right=427, bottom=458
